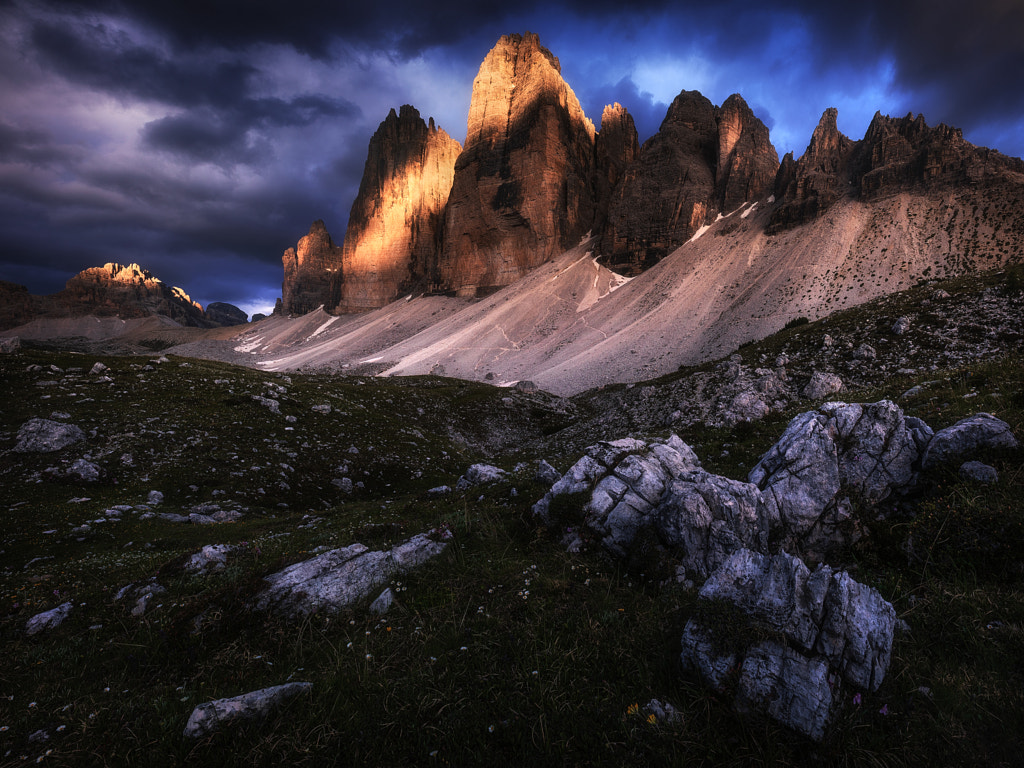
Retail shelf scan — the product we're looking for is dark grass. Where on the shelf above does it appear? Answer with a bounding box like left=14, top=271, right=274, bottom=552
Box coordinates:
left=1, top=286, right=1023, bottom=765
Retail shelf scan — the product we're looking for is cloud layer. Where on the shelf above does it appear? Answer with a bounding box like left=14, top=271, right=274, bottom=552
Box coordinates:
left=1, top=0, right=1020, bottom=315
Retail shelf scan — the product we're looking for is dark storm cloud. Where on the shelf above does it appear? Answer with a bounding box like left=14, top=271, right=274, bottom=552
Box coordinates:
left=1, top=0, right=1021, bottom=316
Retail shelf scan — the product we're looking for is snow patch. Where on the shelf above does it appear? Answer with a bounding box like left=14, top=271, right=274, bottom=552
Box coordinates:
left=767, top=194, right=775, bottom=203
left=361, top=356, right=383, bottom=364
left=741, top=202, right=758, bottom=219
left=234, top=336, right=265, bottom=354
left=688, top=223, right=712, bottom=243
left=310, top=316, right=339, bottom=338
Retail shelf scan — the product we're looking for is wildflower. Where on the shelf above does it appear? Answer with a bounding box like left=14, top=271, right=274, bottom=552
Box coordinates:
left=626, top=703, right=639, bottom=717
left=853, top=693, right=862, bottom=705
left=647, top=714, right=657, bottom=725
left=879, top=704, right=889, bottom=715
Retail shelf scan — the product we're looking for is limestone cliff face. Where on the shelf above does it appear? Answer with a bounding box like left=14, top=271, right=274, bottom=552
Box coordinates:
left=281, top=221, right=343, bottom=316
left=769, top=109, right=1024, bottom=232
left=593, top=103, right=640, bottom=232
left=438, top=32, right=598, bottom=296
left=715, top=94, right=779, bottom=213
left=338, top=105, right=461, bottom=311
left=600, top=91, right=776, bottom=273
left=769, top=108, right=856, bottom=232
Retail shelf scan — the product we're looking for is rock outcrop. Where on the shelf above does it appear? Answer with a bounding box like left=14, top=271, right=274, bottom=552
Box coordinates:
left=600, top=92, right=778, bottom=273
left=680, top=549, right=896, bottom=740
left=280, top=221, right=344, bottom=316
left=437, top=32, right=598, bottom=296
left=338, top=105, right=461, bottom=311
left=204, top=302, right=248, bottom=326
left=254, top=533, right=447, bottom=618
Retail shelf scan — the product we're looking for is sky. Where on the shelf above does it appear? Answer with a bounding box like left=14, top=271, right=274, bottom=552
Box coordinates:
left=1, top=0, right=1021, bottom=318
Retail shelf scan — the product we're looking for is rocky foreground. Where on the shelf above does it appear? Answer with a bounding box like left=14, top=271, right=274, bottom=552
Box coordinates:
left=1, top=271, right=1022, bottom=765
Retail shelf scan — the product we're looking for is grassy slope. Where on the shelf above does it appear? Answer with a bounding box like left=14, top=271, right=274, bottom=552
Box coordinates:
left=0, top=272, right=1022, bottom=767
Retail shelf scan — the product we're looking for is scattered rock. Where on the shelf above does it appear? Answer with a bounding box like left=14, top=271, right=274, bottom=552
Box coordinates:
left=332, top=477, right=355, bottom=494
left=254, top=533, right=447, bottom=619
left=89, top=362, right=108, bottom=375
left=514, top=380, right=539, bottom=393
left=455, top=464, right=508, bottom=491
left=252, top=395, right=281, bottom=414
left=13, top=418, right=85, bottom=453
left=186, top=544, right=234, bottom=575
left=426, top=485, right=450, bottom=497
left=802, top=371, right=843, bottom=400
left=921, top=413, right=1018, bottom=469
left=183, top=682, right=312, bottom=739
left=311, top=404, right=332, bottom=414
left=0, top=336, right=21, bottom=353
left=147, top=490, right=164, bottom=505
left=657, top=470, right=775, bottom=579
left=25, top=602, right=72, bottom=636
left=959, top=460, right=998, bottom=484
left=55, top=458, right=103, bottom=483
left=891, top=316, right=911, bottom=336
left=852, top=344, right=877, bottom=361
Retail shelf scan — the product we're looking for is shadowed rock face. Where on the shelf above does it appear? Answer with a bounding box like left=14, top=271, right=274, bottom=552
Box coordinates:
left=338, top=105, right=461, bottom=311
left=205, top=302, right=248, bottom=326
left=281, top=221, right=344, bottom=316
left=600, top=91, right=778, bottom=274
left=438, top=32, right=598, bottom=297
left=769, top=108, right=1024, bottom=232
left=0, top=263, right=221, bottom=330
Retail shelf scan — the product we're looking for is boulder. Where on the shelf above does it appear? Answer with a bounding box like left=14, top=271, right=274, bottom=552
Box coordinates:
left=58, top=458, right=103, bottom=483
left=681, top=549, right=896, bottom=740
left=254, top=534, right=447, bottom=619
left=656, top=471, right=776, bottom=579
left=802, top=371, right=843, bottom=400
left=959, top=460, right=998, bottom=483
left=185, top=545, right=234, bottom=575
left=25, top=602, right=72, bottom=636
left=14, top=418, right=85, bottom=453
left=455, top=463, right=508, bottom=490
left=532, top=435, right=701, bottom=556
left=0, top=336, right=21, bottom=353
left=921, top=413, right=1018, bottom=469
left=183, top=682, right=312, bottom=739
left=749, top=401, right=921, bottom=558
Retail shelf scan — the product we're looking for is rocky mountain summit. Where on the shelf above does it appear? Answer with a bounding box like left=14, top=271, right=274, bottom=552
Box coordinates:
left=0, top=262, right=247, bottom=332
left=770, top=107, right=1024, bottom=232
left=274, top=30, right=1023, bottom=392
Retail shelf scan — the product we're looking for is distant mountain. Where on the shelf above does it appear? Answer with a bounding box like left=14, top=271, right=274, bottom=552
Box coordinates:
left=0, top=262, right=246, bottom=332
left=278, top=31, right=1023, bottom=326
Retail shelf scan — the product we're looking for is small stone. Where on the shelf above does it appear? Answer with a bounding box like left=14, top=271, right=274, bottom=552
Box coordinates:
left=369, top=588, right=395, bottom=615
left=147, top=490, right=164, bottom=505
left=959, top=461, right=998, bottom=484
left=183, top=682, right=312, bottom=739
left=89, top=362, right=109, bottom=375
left=25, top=602, right=72, bottom=636
left=852, top=344, right=877, bottom=361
